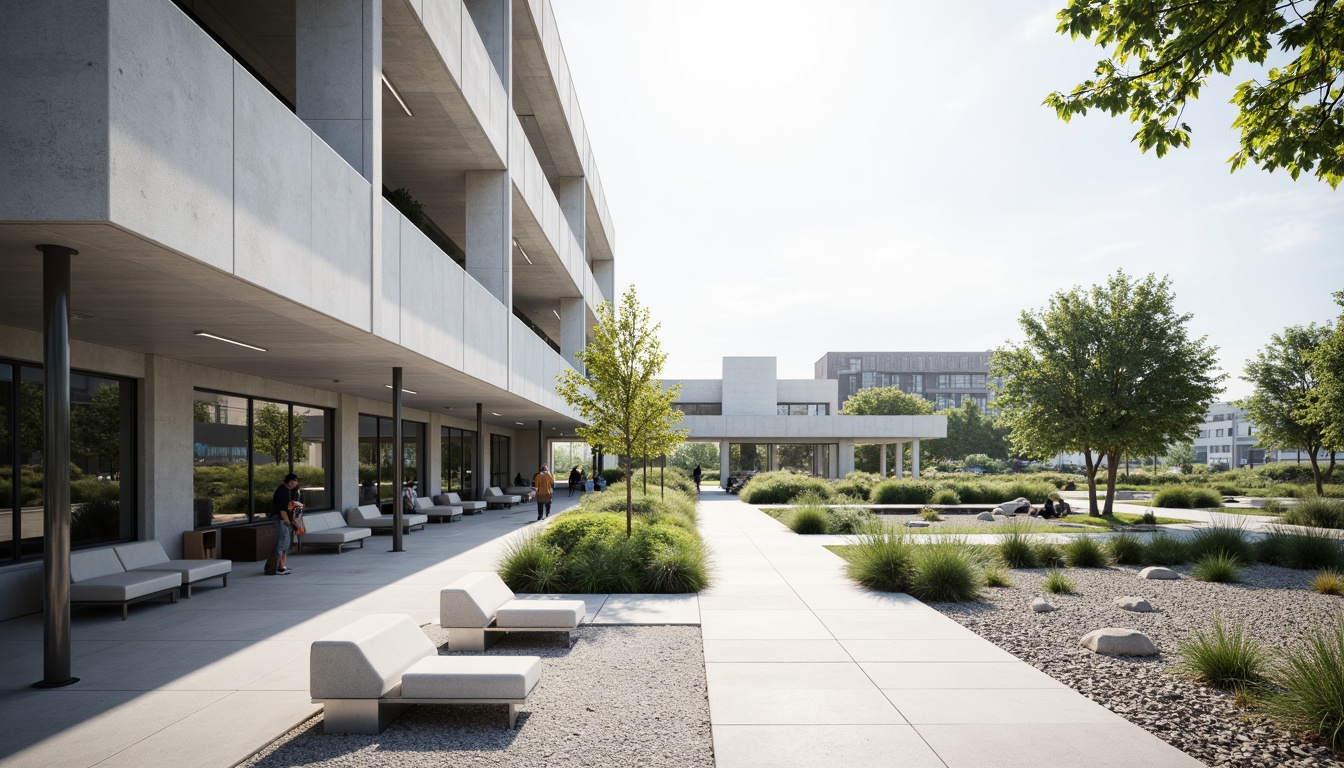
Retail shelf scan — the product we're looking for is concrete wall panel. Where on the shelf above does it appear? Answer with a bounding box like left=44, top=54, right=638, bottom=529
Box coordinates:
left=309, top=136, right=373, bottom=330
left=417, top=0, right=463, bottom=85
left=399, top=215, right=466, bottom=369
left=722, top=357, right=778, bottom=416
left=378, top=199, right=402, bottom=342
left=108, top=0, right=234, bottom=270
left=462, top=277, right=508, bottom=388
left=0, top=2, right=110, bottom=222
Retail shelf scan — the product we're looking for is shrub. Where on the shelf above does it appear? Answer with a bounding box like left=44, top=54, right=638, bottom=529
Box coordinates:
left=1258, top=529, right=1344, bottom=570
left=1258, top=463, right=1317, bottom=483
left=1035, top=542, right=1067, bottom=568
left=1313, top=570, right=1344, bottom=596
left=566, top=537, right=642, bottom=593
left=1192, top=553, right=1242, bottom=583
left=642, top=536, right=709, bottom=592
left=1267, top=620, right=1344, bottom=750
left=908, top=542, right=982, bottom=603
left=920, top=507, right=943, bottom=522
left=1187, top=523, right=1254, bottom=564
left=1064, top=536, right=1109, bottom=568
left=929, top=488, right=961, bottom=506
left=1176, top=617, right=1269, bottom=691
left=1152, top=486, right=1194, bottom=508
left=997, top=523, right=1040, bottom=568
left=789, top=507, right=829, bottom=535
left=739, top=472, right=834, bottom=504
left=825, top=507, right=873, bottom=534
left=1261, top=498, right=1289, bottom=515
left=833, top=471, right=879, bottom=501
left=543, top=513, right=627, bottom=553
left=1144, top=533, right=1191, bottom=565
left=1280, top=497, right=1344, bottom=529
left=1191, top=487, right=1225, bottom=508
left=983, top=566, right=1013, bottom=587
left=999, top=480, right=1057, bottom=504
left=845, top=529, right=914, bottom=592
left=497, top=534, right=568, bottom=593
left=871, top=479, right=935, bottom=505
left=600, top=467, right=627, bottom=485
left=1043, top=570, right=1076, bottom=594
left=1141, top=510, right=1157, bottom=525
left=1108, top=534, right=1146, bottom=565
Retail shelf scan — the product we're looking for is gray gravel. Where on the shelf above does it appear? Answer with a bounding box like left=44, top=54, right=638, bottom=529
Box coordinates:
left=933, top=564, right=1344, bottom=768
left=241, top=625, right=712, bottom=768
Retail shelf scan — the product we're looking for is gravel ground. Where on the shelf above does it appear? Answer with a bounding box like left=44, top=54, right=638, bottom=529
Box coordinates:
left=933, top=564, right=1344, bottom=768
left=241, top=625, right=712, bottom=768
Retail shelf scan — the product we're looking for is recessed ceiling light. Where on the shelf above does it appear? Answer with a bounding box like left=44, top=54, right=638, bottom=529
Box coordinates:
left=515, top=421, right=524, bottom=426
left=384, top=384, right=418, bottom=395
left=491, top=412, right=501, bottom=417
left=331, top=379, right=344, bottom=384
left=194, top=331, right=267, bottom=352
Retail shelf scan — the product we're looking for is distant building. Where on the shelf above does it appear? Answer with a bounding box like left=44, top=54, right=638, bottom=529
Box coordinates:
left=1194, top=402, right=1342, bottom=468
left=814, top=351, right=997, bottom=412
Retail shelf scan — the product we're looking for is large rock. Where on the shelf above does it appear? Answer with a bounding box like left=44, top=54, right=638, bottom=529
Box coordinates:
left=1139, top=566, right=1179, bottom=580
left=1113, top=596, right=1154, bottom=612
left=976, top=512, right=996, bottom=522
left=1080, top=628, right=1159, bottom=656
left=1031, top=597, right=1055, bottom=613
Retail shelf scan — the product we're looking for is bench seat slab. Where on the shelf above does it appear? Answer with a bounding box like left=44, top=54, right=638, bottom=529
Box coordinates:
left=401, top=656, right=541, bottom=700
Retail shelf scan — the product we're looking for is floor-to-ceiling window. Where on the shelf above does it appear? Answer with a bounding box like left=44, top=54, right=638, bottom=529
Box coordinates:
left=193, top=390, right=332, bottom=526
left=358, top=415, right=426, bottom=508
left=489, top=434, right=510, bottom=488
left=1, top=360, right=137, bottom=561
left=727, top=443, right=836, bottom=480
left=440, top=427, right=476, bottom=500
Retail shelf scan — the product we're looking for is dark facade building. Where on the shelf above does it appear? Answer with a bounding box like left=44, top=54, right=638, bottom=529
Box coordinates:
left=814, top=351, right=996, bottom=412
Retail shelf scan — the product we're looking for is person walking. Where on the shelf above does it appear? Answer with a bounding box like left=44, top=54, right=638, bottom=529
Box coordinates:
left=533, top=465, right=555, bottom=521
left=568, top=466, right=582, bottom=497
left=266, top=473, right=303, bottom=575
left=692, top=464, right=702, bottom=493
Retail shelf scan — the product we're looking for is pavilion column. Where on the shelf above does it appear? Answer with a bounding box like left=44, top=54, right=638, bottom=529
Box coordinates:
left=719, top=441, right=730, bottom=489
left=911, top=439, right=921, bottom=479
left=879, top=444, right=887, bottom=478
left=894, top=442, right=905, bottom=478
left=838, top=441, right=855, bottom=477
left=36, top=244, right=78, bottom=689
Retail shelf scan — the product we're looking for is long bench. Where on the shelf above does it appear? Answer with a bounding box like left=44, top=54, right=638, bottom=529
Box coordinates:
left=413, top=496, right=462, bottom=523
left=483, top=487, right=521, bottom=509
left=113, top=540, right=231, bottom=598
left=310, top=614, right=542, bottom=733
left=345, top=504, right=428, bottom=533
left=297, top=510, right=373, bottom=553
left=440, top=572, right=585, bottom=651
left=70, top=549, right=181, bottom=620
left=437, top=493, right=486, bottom=515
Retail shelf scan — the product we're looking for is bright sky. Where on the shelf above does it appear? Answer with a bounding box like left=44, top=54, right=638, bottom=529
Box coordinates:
left=551, top=0, right=1343, bottom=400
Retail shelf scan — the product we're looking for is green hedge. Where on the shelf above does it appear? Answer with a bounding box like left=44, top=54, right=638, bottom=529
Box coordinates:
left=739, top=472, right=834, bottom=504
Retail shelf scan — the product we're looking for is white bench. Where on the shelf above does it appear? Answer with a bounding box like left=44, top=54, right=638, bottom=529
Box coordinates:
left=506, top=486, right=537, bottom=502
left=297, top=511, right=373, bottom=553
left=70, top=548, right=181, bottom=620
left=113, top=540, right=230, bottom=598
left=345, top=504, right=428, bottom=533
left=440, top=572, right=585, bottom=651
left=483, top=487, right=522, bottom=509
left=413, top=496, right=462, bottom=523
left=438, top=493, right=486, bottom=515
left=310, top=614, right=541, bottom=733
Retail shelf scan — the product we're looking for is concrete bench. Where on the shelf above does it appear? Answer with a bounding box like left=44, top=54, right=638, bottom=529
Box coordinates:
left=413, top=496, right=462, bottom=523
left=113, top=540, right=230, bottom=598
left=438, top=493, right=486, bottom=515
left=506, top=486, right=537, bottom=502
left=483, top=487, right=522, bottom=509
left=345, top=504, right=428, bottom=533
left=297, top=511, right=373, bottom=553
left=70, top=548, right=181, bottom=620
left=440, top=572, right=585, bottom=651
left=310, top=614, right=541, bottom=733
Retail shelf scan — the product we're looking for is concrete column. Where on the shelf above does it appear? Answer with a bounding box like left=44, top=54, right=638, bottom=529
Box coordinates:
left=894, top=441, right=904, bottom=478
left=475, top=404, right=484, bottom=500
left=558, top=176, right=586, bottom=252
left=838, top=441, right=855, bottom=477
left=879, top=444, right=887, bottom=478
left=335, top=394, right=361, bottom=511
left=464, top=0, right=510, bottom=84
left=466, top=171, right=512, bottom=307
left=593, top=260, right=615, bottom=305
left=911, top=439, right=921, bottom=479
left=560, top=297, right=584, bottom=371
left=425, top=415, right=442, bottom=498
left=719, top=441, right=730, bottom=489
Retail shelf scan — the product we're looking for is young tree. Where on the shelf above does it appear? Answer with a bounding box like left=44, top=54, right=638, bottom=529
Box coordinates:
left=252, top=403, right=310, bottom=466
left=841, top=386, right=934, bottom=474
left=992, top=271, right=1222, bottom=514
left=1165, top=441, right=1196, bottom=474
left=1242, top=323, right=1337, bottom=493
left=1046, top=1, right=1344, bottom=187
left=556, top=287, right=688, bottom=535
left=1312, top=292, right=1344, bottom=461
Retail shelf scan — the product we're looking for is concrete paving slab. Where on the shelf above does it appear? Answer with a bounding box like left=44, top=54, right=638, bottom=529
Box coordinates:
left=917, top=722, right=1206, bottom=767
left=711, top=724, right=946, bottom=768
left=702, top=639, right=852, bottom=663
left=863, top=661, right=1067, bottom=689
left=699, top=609, right=832, bottom=640
left=839, top=638, right=1021, bottom=662
left=47, top=639, right=307, bottom=691
left=591, top=593, right=700, bottom=624
left=696, top=591, right=808, bottom=610
left=707, top=661, right=873, bottom=690
left=709, top=686, right=905, bottom=725
left=813, top=609, right=977, bottom=640
left=884, top=687, right=1121, bottom=724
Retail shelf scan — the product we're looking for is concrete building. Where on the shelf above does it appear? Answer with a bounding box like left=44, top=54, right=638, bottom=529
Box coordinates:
left=815, top=351, right=997, bottom=412
left=1194, top=402, right=1341, bottom=468
left=0, top=0, right=615, bottom=621
left=666, top=358, right=946, bottom=486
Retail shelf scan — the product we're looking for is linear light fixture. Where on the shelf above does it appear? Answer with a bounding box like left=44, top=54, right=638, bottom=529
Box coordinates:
left=381, top=74, right=412, bottom=117
left=194, top=331, right=267, bottom=353
left=552, top=309, right=561, bottom=320
left=513, top=239, right=533, bottom=265
left=385, top=384, right=419, bottom=395
left=491, top=412, right=502, bottom=417
left=515, top=421, right=524, bottom=426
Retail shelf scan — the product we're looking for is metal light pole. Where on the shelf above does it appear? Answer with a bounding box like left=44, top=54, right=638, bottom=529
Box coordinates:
left=391, top=367, right=404, bottom=553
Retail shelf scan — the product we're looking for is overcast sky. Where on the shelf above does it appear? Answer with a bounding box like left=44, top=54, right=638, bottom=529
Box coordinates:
left=551, top=0, right=1343, bottom=400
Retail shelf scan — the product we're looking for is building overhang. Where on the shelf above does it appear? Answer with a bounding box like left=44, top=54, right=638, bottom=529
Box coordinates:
left=678, top=414, right=947, bottom=442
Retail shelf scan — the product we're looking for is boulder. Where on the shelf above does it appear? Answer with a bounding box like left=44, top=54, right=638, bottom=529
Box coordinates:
left=1113, top=596, right=1154, bottom=613
left=1138, top=566, right=1179, bottom=580
left=1080, top=628, right=1159, bottom=656
left=905, top=521, right=930, bottom=528
left=1031, top=597, right=1055, bottom=613
left=976, top=512, right=996, bottom=522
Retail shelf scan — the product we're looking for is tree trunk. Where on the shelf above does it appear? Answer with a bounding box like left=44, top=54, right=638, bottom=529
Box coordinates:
left=624, top=453, right=633, bottom=537
left=1325, top=453, right=1337, bottom=486
left=1309, top=449, right=1323, bottom=496
left=1083, top=451, right=1100, bottom=515
left=1103, top=452, right=1121, bottom=515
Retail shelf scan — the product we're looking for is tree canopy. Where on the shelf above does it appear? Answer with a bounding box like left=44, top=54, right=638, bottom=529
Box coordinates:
left=1047, top=0, right=1344, bottom=187
left=841, top=386, right=934, bottom=474
left=921, top=399, right=1012, bottom=465
left=556, top=287, right=687, bottom=535
left=669, top=442, right=719, bottom=474
left=1312, top=291, right=1344, bottom=453
left=992, top=271, right=1222, bottom=513
left=1239, top=323, right=1337, bottom=492
left=252, top=403, right=310, bottom=467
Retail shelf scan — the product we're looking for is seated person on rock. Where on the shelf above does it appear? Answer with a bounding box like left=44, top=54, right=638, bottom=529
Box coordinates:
left=1039, top=496, right=1059, bottom=519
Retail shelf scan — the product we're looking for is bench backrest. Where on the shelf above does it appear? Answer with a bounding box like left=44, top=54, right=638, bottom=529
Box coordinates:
left=71, top=548, right=126, bottom=582
left=346, top=505, right=382, bottom=524
left=440, top=572, right=516, bottom=628
left=413, top=497, right=433, bottom=510
left=113, top=541, right=171, bottom=570
left=445, top=493, right=464, bottom=504
left=309, top=614, right=435, bottom=699
left=486, top=487, right=505, bottom=496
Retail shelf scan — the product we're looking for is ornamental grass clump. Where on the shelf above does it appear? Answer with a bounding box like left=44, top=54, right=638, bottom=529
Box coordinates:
left=871, top=479, right=936, bottom=504
left=1107, top=533, right=1146, bottom=565
left=1313, top=570, right=1344, bottom=596
left=1035, top=541, right=1067, bottom=569
left=1258, top=529, right=1344, bottom=570
left=1175, top=617, right=1269, bottom=691
left=1280, top=497, right=1344, bottom=530
left=1187, top=522, right=1254, bottom=565
left=497, top=533, right=567, bottom=593
left=907, top=541, right=982, bottom=603
left=825, top=506, right=873, bottom=534
left=1191, top=552, right=1242, bottom=583
left=739, top=471, right=834, bottom=504
left=1266, top=620, right=1344, bottom=751
left=920, top=507, right=943, bottom=522
left=1144, top=533, right=1191, bottom=565
left=845, top=529, right=915, bottom=593
left=929, top=488, right=961, bottom=506
left=1043, top=570, right=1076, bottom=594
left=1064, top=536, right=1109, bottom=568
left=997, top=522, right=1039, bottom=568
left=983, top=566, right=1013, bottom=588
left=789, top=506, right=829, bottom=535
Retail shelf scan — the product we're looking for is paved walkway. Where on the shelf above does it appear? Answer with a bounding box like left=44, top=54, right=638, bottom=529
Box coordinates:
left=0, top=492, right=697, bottom=768
left=697, top=489, right=1205, bottom=768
